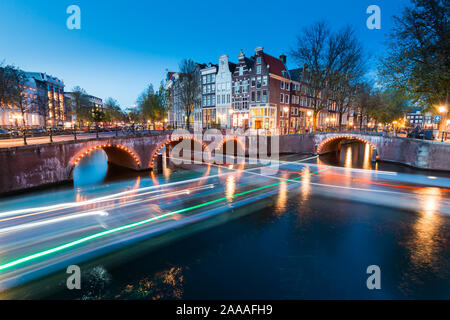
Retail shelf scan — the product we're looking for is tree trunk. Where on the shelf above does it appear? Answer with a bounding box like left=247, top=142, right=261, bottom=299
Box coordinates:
left=21, top=115, right=27, bottom=145
left=360, top=113, right=363, bottom=131
left=312, top=111, right=318, bottom=132
left=338, top=112, right=343, bottom=131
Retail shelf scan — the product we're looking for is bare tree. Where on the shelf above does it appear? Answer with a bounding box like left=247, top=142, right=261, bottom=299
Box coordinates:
left=178, top=59, right=201, bottom=131
left=70, top=86, right=91, bottom=128
left=291, top=22, right=364, bottom=131
left=378, top=0, right=449, bottom=111
left=8, top=68, right=30, bottom=145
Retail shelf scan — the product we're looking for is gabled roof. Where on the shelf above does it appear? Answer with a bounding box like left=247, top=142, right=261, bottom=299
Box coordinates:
left=262, top=53, right=289, bottom=79
left=243, top=57, right=254, bottom=70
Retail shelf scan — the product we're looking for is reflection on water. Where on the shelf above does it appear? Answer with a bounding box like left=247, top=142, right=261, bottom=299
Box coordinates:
left=275, top=175, right=288, bottom=214
left=363, top=143, right=371, bottom=170
left=73, top=149, right=108, bottom=187
left=319, top=141, right=373, bottom=170
left=113, top=267, right=184, bottom=300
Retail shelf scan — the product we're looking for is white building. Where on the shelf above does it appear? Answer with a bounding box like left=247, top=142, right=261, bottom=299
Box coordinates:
left=0, top=77, right=43, bottom=128
left=215, top=54, right=236, bottom=128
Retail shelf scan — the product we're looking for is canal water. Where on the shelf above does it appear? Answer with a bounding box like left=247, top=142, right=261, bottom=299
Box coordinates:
left=1, top=142, right=449, bottom=299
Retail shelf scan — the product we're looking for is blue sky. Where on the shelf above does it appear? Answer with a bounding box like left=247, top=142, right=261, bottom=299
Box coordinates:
left=0, top=0, right=409, bottom=108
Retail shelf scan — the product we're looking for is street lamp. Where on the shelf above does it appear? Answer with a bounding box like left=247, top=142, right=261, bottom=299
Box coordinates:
left=438, top=105, right=448, bottom=141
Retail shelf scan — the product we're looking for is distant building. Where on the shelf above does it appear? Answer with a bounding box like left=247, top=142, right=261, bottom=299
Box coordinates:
left=64, top=92, right=103, bottom=125
left=247, top=47, right=290, bottom=134
left=405, top=107, right=439, bottom=129
left=166, top=63, right=205, bottom=129
left=231, top=49, right=253, bottom=129
left=0, top=77, right=41, bottom=128
left=200, top=63, right=217, bottom=129
left=214, top=54, right=236, bottom=129
left=0, top=71, right=65, bottom=128
left=26, top=72, right=65, bottom=126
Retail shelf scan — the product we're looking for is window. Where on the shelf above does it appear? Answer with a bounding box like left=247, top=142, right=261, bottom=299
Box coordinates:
left=280, top=94, right=284, bottom=103
left=286, top=83, right=290, bottom=90
left=257, top=57, right=261, bottom=64
left=256, top=77, right=261, bottom=88
left=251, top=77, right=256, bottom=87
left=242, top=80, right=248, bottom=93
left=227, top=94, right=230, bottom=103
left=256, top=65, right=261, bottom=74
left=256, top=91, right=261, bottom=102
left=251, top=92, right=256, bottom=102
left=262, top=76, right=268, bottom=86
left=281, top=81, right=285, bottom=89
left=239, top=67, right=243, bottom=76
left=285, top=95, right=289, bottom=104
left=262, top=90, right=268, bottom=103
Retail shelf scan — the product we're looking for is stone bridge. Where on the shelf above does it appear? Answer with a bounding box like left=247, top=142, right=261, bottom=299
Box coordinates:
left=0, top=132, right=449, bottom=194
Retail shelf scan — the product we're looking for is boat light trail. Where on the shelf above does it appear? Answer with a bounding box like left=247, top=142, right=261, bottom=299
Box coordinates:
left=0, top=167, right=330, bottom=272
left=0, top=211, right=108, bottom=234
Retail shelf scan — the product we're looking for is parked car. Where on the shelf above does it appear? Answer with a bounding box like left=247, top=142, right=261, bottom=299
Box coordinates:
left=0, top=129, right=10, bottom=138
left=408, top=129, right=435, bottom=140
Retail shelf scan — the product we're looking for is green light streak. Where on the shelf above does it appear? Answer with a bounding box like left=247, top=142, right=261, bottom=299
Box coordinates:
left=0, top=166, right=330, bottom=272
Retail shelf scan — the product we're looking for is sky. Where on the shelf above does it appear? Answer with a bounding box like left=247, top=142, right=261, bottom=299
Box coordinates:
left=0, top=0, right=410, bottom=108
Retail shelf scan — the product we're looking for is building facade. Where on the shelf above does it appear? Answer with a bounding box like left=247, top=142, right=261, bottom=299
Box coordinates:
left=1, top=71, right=65, bottom=128
left=231, top=50, right=253, bottom=130
left=165, top=47, right=360, bottom=133
left=200, top=64, right=217, bottom=129
left=166, top=63, right=205, bottom=130
left=214, top=54, right=236, bottom=129
left=26, top=72, right=65, bottom=126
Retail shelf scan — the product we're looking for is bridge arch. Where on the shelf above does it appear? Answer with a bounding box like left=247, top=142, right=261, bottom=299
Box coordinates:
left=216, top=137, right=246, bottom=153
left=215, top=137, right=246, bottom=164
left=70, top=143, right=142, bottom=176
left=316, top=134, right=378, bottom=155
left=149, top=136, right=211, bottom=170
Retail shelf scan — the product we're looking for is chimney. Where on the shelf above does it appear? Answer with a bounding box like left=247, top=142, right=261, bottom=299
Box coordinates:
left=279, top=54, right=286, bottom=64
left=255, top=46, right=264, bottom=53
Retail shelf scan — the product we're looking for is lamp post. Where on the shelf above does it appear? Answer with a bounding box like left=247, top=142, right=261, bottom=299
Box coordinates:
left=438, top=105, right=448, bottom=142
left=307, top=111, right=312, bottom=133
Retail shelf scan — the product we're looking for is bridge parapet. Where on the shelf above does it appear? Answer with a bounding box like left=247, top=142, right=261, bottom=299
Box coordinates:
left=0, top=132, right=449, bottom=194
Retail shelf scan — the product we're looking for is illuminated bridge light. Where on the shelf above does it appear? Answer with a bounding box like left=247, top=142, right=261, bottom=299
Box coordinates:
left=0, top=167, right=330, bottom=271
left=72, top=144, right=140, bottom=167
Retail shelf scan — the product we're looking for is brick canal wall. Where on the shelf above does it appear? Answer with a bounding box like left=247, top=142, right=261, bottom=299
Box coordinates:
left=0, top=133, right=448, bottom=195
left=0, top=134, right=170, bottom=195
